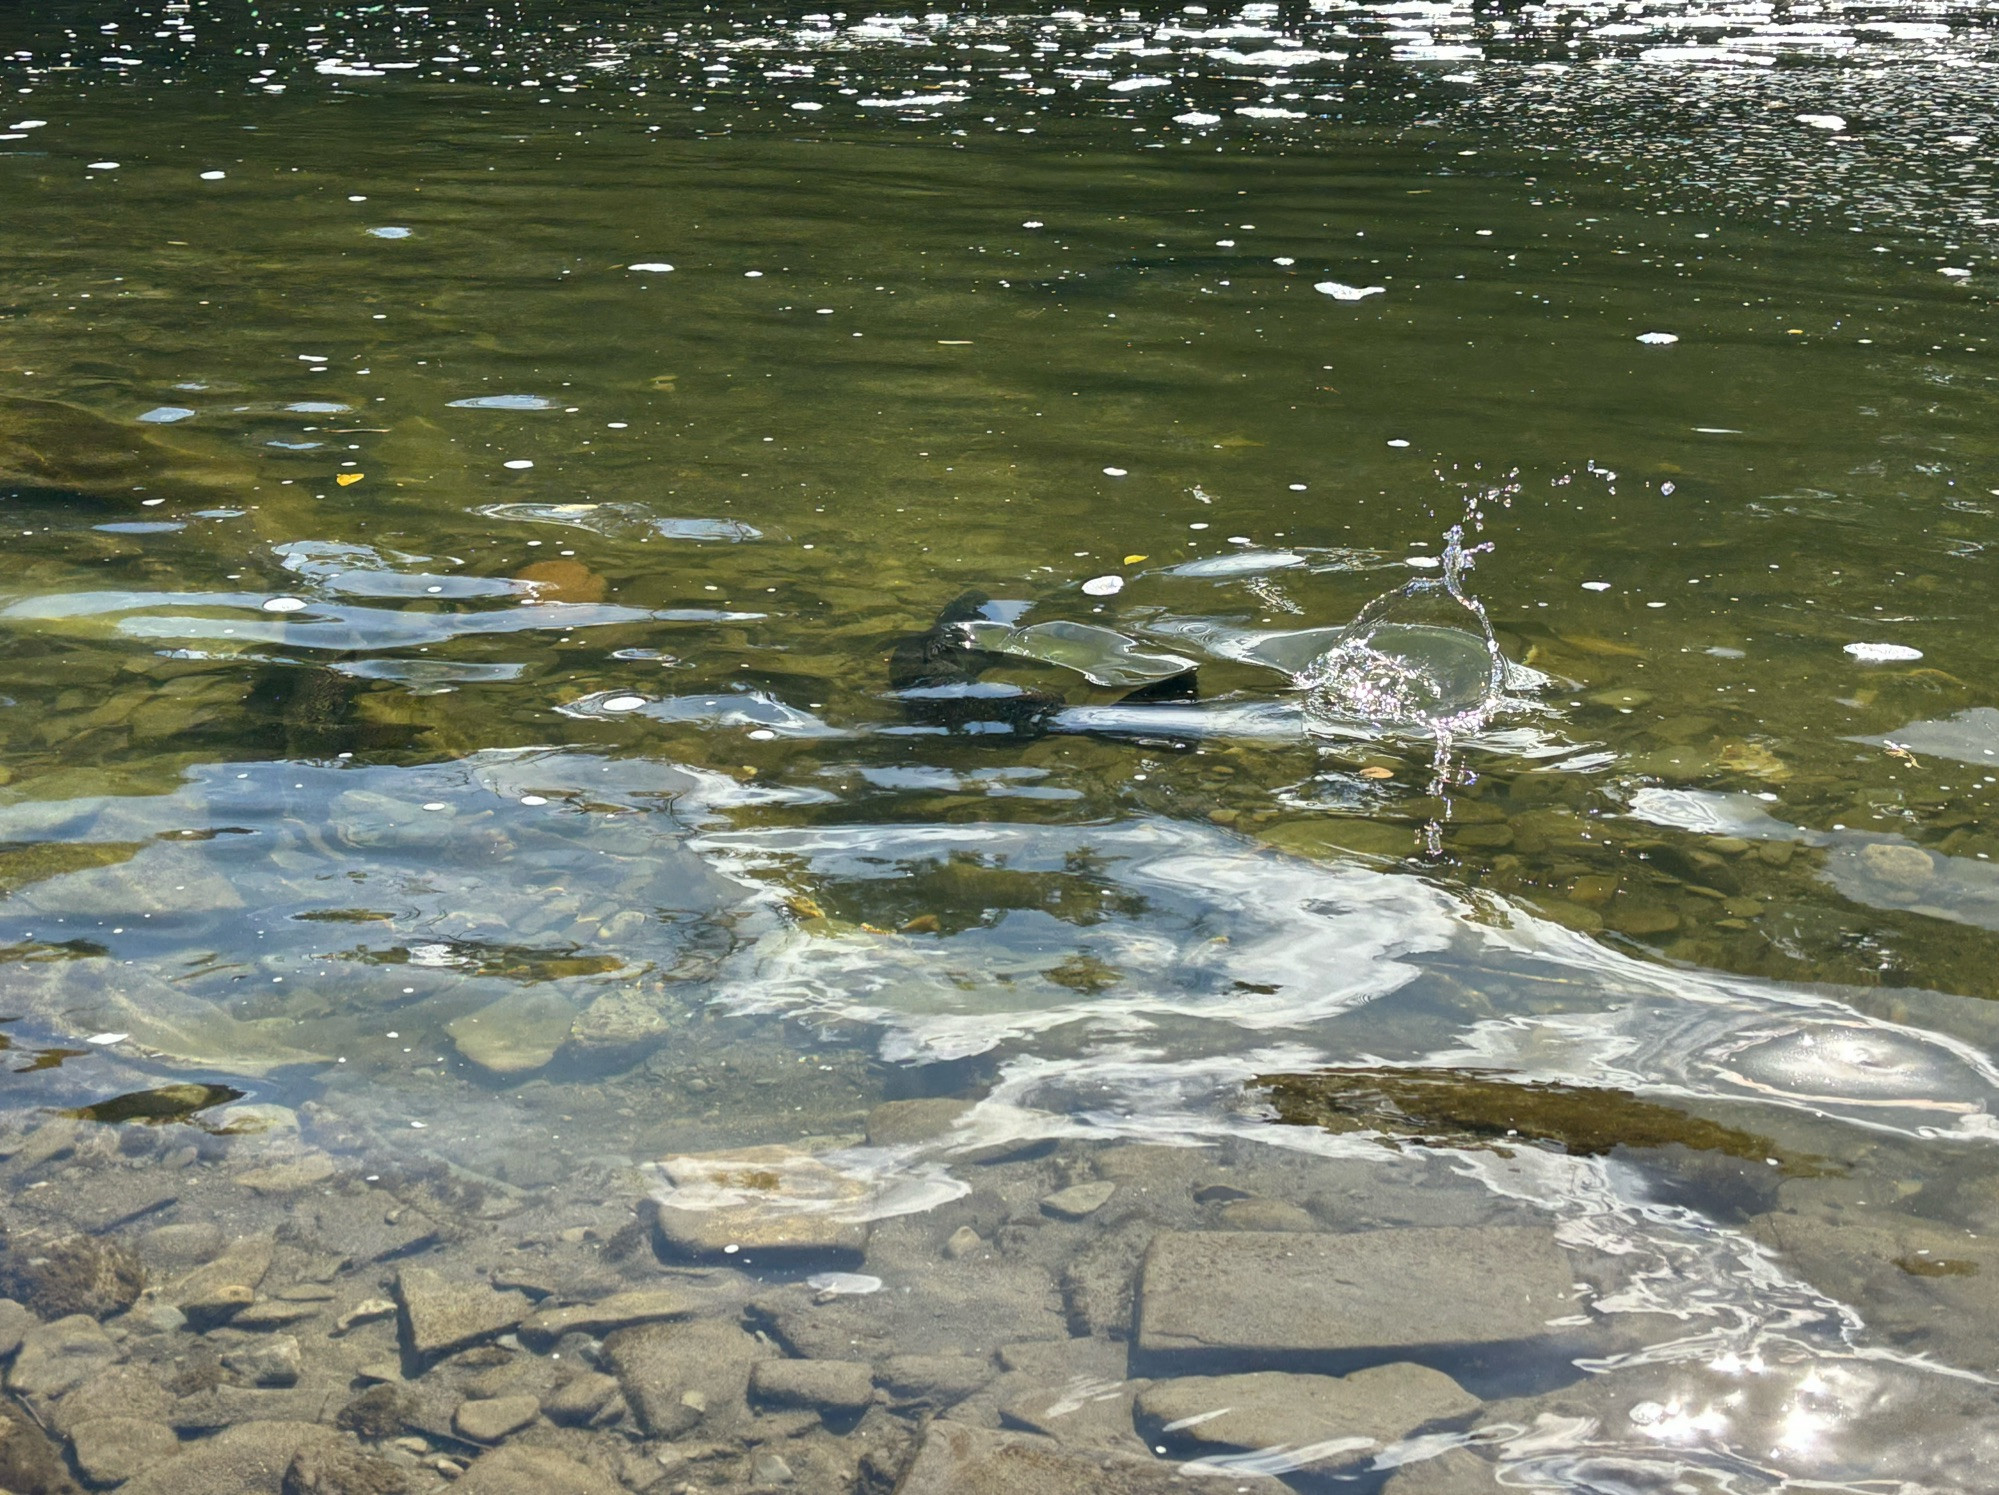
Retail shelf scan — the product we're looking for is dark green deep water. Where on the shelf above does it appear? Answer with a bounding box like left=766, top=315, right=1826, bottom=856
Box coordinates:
left=3, top=2, right=1999, bottom=1489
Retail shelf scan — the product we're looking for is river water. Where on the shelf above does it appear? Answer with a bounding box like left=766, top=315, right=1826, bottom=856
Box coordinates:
left=1, top=2, right=1997, bottom=1492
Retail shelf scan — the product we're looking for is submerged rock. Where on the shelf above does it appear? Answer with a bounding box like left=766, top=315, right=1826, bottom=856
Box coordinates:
left=604, top=1318, right=768, bottom=1438
left=63, top=1084, right=245, bottom=1128
left=890, top=1421, right=1286, bottom=1494
left=445, top=992, right=575, bottom=1076
left=7, top=1314, right=118, bottom=1399
left=1135, top=1228, right=1575, bottom=1372
left=1254, top=1066, right=1828, bottom=1175
left=518, top=1288, right=693, bottom=1349
left=119, top=1420, right=337, bottom=1495
left=235, top=1153, right=340, bottom=1195
left=1381, top=1447, right=1506, bottom=1492
left=452, top=1394, right=539, bottom=1443
left=221, top=1334, right=303, bottom=1387
left=875, top=1354, right=994, bottom=1410
left=453, top=1446, right=624, bottom=1495
left=539, top=1372, right=621, bottom=1427
left=168, top=1235, right=274, bottom=1323
left=1040, top=1181, right=1117, bottom=1220
left=750, top=1357, right=874, bottom=1416
left=645, top=1145, right=872, bottom=1263
left=282, top=1442, right=410, bottom=1495
left=69, top=1416, right=182, bottom=1488
left=0, top=1297, right=33, bottom=1358
left=1136, top=1365, right=1480, bottom=1471
left=394, top=1266, right=529, bottom=1361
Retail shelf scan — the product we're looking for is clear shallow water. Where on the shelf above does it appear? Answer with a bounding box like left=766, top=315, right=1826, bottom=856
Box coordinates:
left=3, top=2, right=1999, bottom=1491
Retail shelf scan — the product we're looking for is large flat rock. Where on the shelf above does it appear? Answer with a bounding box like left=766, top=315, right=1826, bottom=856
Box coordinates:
left=604, top=1319, right=769, bottom=1439
left=455, top=1445, right=624, bottom=1495
left=394, top=1266, right=529, bottom=1361
left=891, top=1421, right=1287, bottom=1495
left=1136, top=1365, right=1480, bottom=1471
left=120, top=1420, right=335, bottom=1495
left=1136, top=1228, right=1574, bottom=1374
left=644, top=1145, right=871, bottom=1263
left=517, top=1288, right=694, bottom=1349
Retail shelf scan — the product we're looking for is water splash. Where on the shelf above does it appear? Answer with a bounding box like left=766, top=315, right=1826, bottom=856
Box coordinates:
left=1298, top=512, right=1508, bottom=855
left=1299, top=524, right=1504, bottom=738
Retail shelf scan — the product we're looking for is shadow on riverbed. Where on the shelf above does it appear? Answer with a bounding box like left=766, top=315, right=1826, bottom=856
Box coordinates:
left=0, top=394, right=258, bottom=510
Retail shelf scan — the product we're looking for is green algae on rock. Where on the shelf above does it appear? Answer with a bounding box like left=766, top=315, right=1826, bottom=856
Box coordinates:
left=1252, top=1066, right=1830, bottom=1175
left=62, top=1082, right=246, bottom=1127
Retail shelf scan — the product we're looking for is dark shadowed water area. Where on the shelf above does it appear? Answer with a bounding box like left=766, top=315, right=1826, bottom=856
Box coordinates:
left=2, top=1, right=1999, bottom=1491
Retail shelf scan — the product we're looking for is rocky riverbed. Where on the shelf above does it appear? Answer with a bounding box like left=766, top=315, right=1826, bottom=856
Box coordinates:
left=3, top=1079, right=1999, bottom=1495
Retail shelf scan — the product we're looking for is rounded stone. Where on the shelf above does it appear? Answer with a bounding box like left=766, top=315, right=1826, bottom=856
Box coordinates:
left=453, top=1394, right=540, bottom=1444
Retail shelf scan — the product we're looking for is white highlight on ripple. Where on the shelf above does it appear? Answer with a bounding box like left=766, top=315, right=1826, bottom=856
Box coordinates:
left=1845, top=642, right=1922, bottom=663
left=1315, top=281, right=1384, bottom=301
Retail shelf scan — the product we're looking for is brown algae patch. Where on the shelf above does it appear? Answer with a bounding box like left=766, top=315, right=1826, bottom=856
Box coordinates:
left=1253, top=1066, right=1831, bottom=1175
